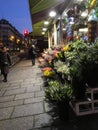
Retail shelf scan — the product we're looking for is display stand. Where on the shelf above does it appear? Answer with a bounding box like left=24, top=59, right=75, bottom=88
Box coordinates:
left=70, top=87, right=98, bottom=116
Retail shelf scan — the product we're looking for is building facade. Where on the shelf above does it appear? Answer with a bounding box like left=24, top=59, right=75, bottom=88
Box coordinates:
left=0, top=19, right=25, bottom=51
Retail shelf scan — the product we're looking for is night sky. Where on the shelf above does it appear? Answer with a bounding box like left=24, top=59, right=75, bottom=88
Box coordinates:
left=0, top=0, right=32, bottom=34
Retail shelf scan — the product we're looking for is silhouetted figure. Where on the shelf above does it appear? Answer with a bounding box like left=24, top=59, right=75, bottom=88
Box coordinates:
left=0, top=46, right=11, bottom=82
left=29, top=45, right=36, bottom=65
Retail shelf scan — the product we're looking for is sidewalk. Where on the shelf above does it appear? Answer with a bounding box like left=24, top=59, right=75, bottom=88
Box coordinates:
left=0, top=59, right=98, bottom=130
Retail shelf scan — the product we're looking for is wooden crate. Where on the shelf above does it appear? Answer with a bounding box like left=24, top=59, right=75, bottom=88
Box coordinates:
left=70, top=87, right=98, bottom=116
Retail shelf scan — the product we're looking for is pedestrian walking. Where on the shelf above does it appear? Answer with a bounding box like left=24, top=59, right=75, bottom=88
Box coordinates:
left=0, top=46, right=11, bottom=82
left=29, top=45, right=36, bottom=65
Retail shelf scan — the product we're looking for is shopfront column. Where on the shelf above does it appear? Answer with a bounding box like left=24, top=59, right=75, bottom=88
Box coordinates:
left=48, top=31, right=51, bottom=48
left=53, top=22, right=57, bottom=45
left=59, top=18, right=63, bottom=44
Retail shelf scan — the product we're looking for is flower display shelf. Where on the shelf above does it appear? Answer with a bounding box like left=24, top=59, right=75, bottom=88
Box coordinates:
left=69, top=87, right=98, bottom=116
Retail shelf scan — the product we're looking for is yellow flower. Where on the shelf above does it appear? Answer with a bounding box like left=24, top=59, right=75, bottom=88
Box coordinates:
left=63, top=45, right=70, bottom=51
left=43, top=70, right=54, bottom=77
left=90, top=0, right=96, bottom=8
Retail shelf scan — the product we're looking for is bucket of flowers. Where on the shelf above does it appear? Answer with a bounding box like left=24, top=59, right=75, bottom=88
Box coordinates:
left=45, top=80, right=72, bottom=120
left=42, top=67, right=55, bottom=86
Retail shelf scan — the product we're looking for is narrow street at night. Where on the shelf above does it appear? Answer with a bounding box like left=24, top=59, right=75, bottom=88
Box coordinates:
left=0, top=0, right=98, bottom=129
left=0, top=60, right=98, bottom=130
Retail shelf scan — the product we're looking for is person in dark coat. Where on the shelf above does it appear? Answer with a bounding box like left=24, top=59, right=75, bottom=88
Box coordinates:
left=29, top=45, right=36, bottom=65
left=0, top=46, right=11, bottom=82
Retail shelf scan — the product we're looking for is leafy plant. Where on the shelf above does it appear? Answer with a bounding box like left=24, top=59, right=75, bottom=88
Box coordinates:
left=45, top=80, right=72, bottom=102
left=54, top=60, right=70, bottom=76
left=63, top=41, right=98, bottom=99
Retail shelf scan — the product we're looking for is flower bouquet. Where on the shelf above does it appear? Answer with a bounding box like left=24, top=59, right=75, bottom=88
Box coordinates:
left=42, top=67, right=55, bottom=77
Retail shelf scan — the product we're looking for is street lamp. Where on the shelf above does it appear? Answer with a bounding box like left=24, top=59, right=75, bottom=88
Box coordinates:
left=10, top=35, right=14, bottom=41
left=16, top=39, right=20, bottom=44
left=9, top=35, right=15, bottom=51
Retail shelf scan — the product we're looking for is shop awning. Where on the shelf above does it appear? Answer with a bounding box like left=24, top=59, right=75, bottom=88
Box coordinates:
left=28, top=0, right=73, bottom=36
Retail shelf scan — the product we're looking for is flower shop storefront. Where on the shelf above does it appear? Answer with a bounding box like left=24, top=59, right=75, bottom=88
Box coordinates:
left=29, top=0, right=98, bottom=120
left=39, top=39, right=98, bottom=119
left=39, top=0, right=98, bottom=119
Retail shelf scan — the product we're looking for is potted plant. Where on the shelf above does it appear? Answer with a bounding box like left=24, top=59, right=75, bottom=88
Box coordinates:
left=45, top=80, right=72, bottom=120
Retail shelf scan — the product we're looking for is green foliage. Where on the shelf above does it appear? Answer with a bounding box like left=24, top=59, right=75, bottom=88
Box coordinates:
left=64, top=41, right=98, bottom=79
left=57, top=51, right=65, bottom=61
left=54, top=60, right=70, bottom=76
left=45, top=80, right=72, bottom=102
left=45, top=40, right=98, bottom=100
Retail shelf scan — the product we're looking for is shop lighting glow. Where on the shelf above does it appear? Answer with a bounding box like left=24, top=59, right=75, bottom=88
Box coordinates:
left=42, top=32, right=45, bottom=35
left=63, top=28, right=66, bottom=31
left=79, top=28, right=88, bottom=32
left=49, top=11, right=56, bottom=17
left=81, top=10, right=88, bottom=18
left=44, top=21, right=49, bottom=25
left=42, top=28, right=47, bottom=31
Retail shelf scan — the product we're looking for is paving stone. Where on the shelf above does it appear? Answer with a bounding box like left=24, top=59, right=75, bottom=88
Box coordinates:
left=0, top=107, right=13, bottom=120
left=4, top=88, right=26, bottom=96
left=0, top=95, right=15, bottom=103
left=0, top=83, right=9, bottom=88
left=34, top=113, right=52, bottom=128
left=0, top=90, right=6, bottom=96
left=20, top=83, right=34, bottom=87
left=8, top=81, right=22, bottom=85
left=26, top=86, right=41, bottom=92
left=35, top=91, right=45, bottom=97
left=12, top=102, right=44, bottom=118
left=32, top=127, right=51, bottom=130
left=5, top=86, right=20, bottom=90
left=21, top=81, right=33, bottom=85
left=0, top=116, right=33, bottom=130
left=35, top=83, right=44, bottom=87
left=0, top=99, right=24, bottom=108
left=24, top=97, right=44, bottom=104
left=9, top=83, right=21, bottom=87
left=15, top=92, right=34, bottom=100
left=24, top=79, right=35, bottom=82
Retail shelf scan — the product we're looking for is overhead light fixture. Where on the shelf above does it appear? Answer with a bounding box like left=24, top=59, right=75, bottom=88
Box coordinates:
left=42, top=32, right=45, bottom=35
left=44, top=21, right=49, bottom=25
left=49, top=11, right=56, bottom=17
left=42, top=27, right=47, bottom=31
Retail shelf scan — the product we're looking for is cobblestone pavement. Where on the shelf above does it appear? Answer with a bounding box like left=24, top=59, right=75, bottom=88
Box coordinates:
left=0, top=59, right=98, bottom=130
